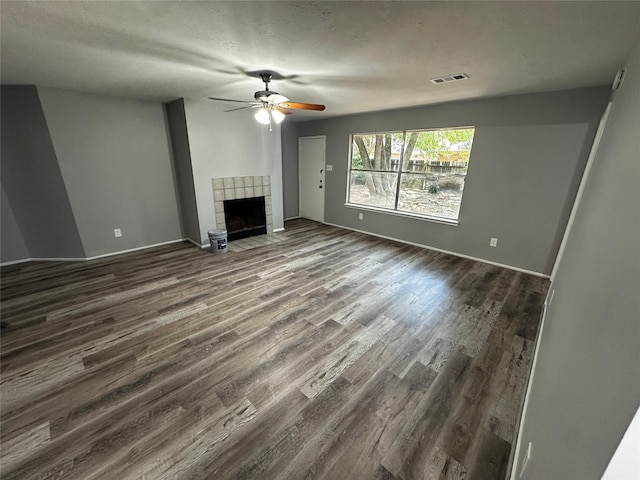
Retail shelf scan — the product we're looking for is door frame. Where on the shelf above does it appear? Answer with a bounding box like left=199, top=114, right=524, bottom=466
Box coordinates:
left=298, top=135, right=326, bottom=223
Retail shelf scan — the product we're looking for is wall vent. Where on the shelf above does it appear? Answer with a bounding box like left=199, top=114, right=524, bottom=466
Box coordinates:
left=612, top=69, right=626, bottom=90
left=430, top=73, right=469, bottom=84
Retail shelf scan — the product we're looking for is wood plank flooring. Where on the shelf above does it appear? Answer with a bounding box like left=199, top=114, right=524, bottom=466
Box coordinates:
left=0, top=219, right=548, bottom=479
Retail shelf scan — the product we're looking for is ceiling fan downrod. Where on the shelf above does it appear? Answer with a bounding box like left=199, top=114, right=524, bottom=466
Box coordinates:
left=260, top=72, right=273, bottom=89
left=254, top=72, right=275, bottom=101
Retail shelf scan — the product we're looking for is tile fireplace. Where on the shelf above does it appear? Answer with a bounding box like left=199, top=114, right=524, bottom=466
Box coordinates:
left=211, top=176, right=273, bottom=239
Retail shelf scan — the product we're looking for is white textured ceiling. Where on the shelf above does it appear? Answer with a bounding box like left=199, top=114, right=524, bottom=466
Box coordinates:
left=2, top=1, right=640, bottom=120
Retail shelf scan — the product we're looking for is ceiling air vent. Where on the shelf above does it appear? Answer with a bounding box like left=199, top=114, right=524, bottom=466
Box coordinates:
left=430, top=73, right=469, bottom=85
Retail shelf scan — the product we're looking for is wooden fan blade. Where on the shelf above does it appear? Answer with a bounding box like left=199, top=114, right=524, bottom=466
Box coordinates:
left=276, top=107, right=293, bottom=115
left=208, top=97, right=253, bottom=104
left=280, top=102, right=325, bottom=111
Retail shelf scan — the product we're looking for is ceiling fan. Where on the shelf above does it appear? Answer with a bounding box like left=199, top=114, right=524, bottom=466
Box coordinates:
left=208, top=72, right=325, bottom=130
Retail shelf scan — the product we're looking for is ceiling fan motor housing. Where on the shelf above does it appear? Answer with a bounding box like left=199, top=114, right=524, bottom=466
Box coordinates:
left=254, top=90, right=274, bottom=101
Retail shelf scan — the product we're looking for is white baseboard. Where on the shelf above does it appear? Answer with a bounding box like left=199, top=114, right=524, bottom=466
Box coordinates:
left=509, top=289, right=552, bottom=479
left=0, top=257, right=48, bottom=266
left=1, top=238, right=192, bottom=266
left=284, top=216, right=301, bottom=221
left=1, top=256, right=88, bottom=265
left=324, top=222, right=549, bottom=278
left=185, top=238, right=205, bottom=249
left=85, top=239, right=189, bottom=260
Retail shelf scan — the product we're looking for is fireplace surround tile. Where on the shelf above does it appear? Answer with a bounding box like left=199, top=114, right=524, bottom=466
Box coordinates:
left=212, top=178, right=224, bottom=190
left=213, top=189, right=224, bottom=201
left=211, top=176, right=273, bottom=235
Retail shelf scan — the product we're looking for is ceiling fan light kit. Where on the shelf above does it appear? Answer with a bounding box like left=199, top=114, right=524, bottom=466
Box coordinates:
left=271, top=109, right=285, bottom=124
left=253, top=104, right=285, bottom=131
left=254, top=107, right=271, bottom=125
left=208, top=72, right=325, bottom=130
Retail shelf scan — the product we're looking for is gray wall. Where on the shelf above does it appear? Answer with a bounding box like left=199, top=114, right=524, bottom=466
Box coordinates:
left=281, top=121, right=300, bottom=219
left=37, top=87, right=183, bottom=258
left=515, top=41, right=640, bottom=479
left=164, top=99, right=200, bottom=243
left=0, top=85, right=85, bottom=260
left=1, top=185, right=30, bottom=262
left=284, top=86, right=610, bottom=275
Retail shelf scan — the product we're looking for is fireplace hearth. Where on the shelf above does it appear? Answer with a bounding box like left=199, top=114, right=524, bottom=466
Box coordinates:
left=224, top=196, right=267, bottom=241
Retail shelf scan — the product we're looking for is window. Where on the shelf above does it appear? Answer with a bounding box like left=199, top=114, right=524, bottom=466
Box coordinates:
left=347, top=127, right=475, bottom=222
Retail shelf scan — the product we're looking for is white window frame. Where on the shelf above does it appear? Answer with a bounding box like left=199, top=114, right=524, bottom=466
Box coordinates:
left=345, top=126, right=475, bottom=225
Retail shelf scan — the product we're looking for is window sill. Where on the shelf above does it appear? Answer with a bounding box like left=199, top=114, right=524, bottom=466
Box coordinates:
left=344, top=203, right=459, bottom=226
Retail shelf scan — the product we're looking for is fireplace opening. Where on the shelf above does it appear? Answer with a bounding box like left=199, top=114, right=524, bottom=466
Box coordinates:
left=223, top=196, right=267, bottom=241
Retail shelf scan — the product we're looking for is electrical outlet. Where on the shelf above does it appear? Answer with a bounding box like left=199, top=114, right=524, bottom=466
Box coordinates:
left=326, top=164, right=333, bottom=171
left=358, top=213, right=364, bottom=220
left=490, top=237, right=498, bottom=247
left=519, top=442, right=532, bottom=478
left=114, top=228, right=122, bottom=238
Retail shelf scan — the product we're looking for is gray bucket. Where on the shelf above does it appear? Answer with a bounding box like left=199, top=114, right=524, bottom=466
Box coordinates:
left=207, top=229, right=228, bottom=254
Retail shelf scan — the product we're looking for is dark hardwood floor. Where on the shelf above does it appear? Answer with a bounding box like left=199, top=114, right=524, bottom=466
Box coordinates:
left=0, top=219, right=548, bottom=479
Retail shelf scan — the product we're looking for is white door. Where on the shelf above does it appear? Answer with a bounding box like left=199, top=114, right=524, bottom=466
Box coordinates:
left=299, top=136, right=325, bottom=223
